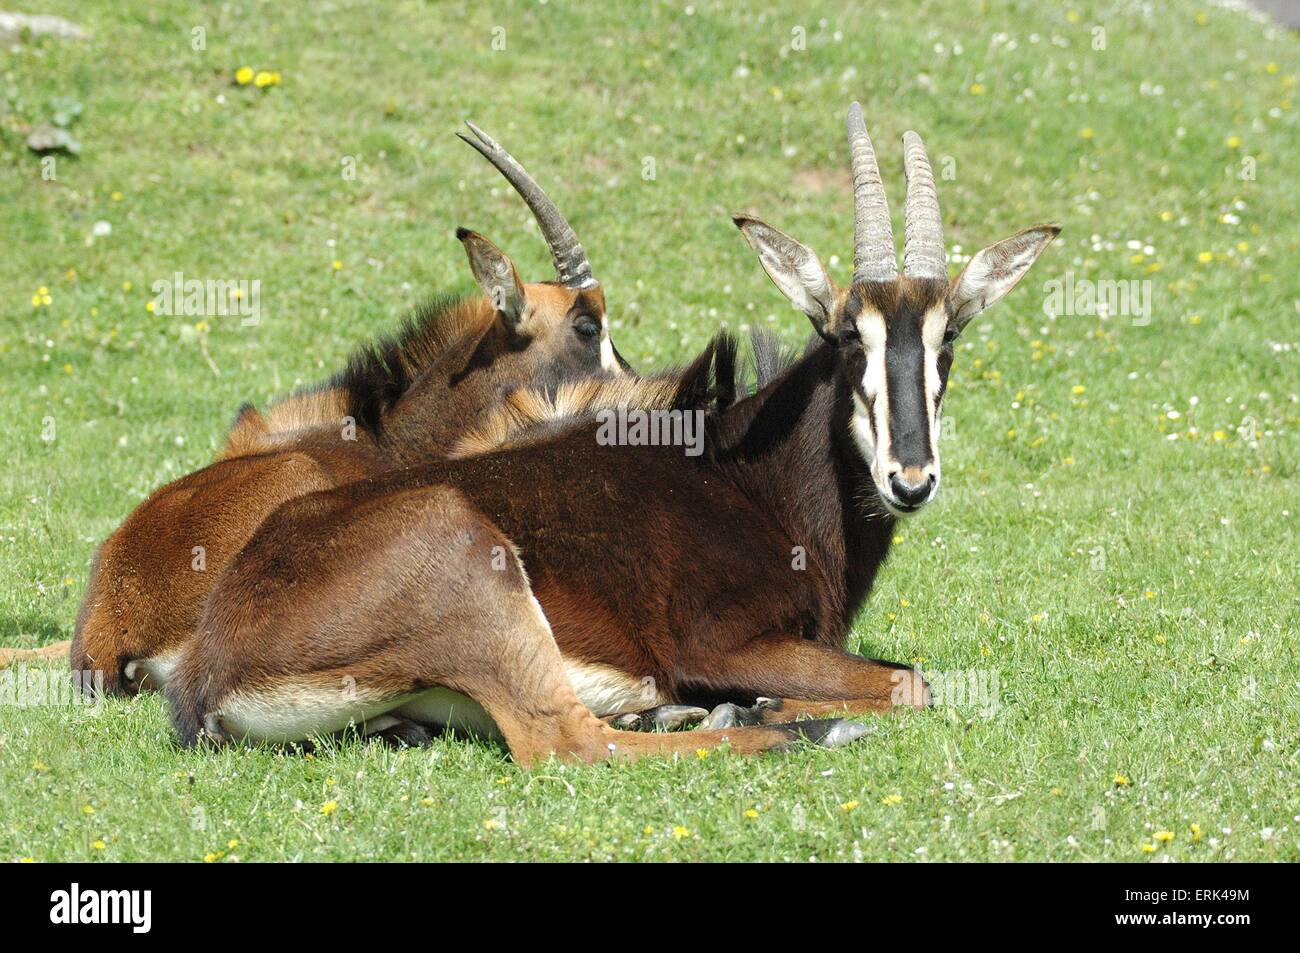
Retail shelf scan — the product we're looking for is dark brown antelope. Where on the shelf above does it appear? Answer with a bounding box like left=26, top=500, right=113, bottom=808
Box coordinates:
left=60, top=123, right=636, bottom=697
left=165, top=103, right=1060, bottom=765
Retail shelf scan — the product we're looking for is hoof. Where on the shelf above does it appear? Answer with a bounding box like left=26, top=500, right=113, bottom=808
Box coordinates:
left=614, top=705, right=709, bottom=731
left=779, top=718, right=871, bottom=750
left=373, top=720, right=434, bottom=748
left=700, top=702, right=764, bottom=730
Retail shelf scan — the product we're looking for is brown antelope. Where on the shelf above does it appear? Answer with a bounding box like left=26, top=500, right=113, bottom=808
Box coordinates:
left=164, top=103, right=1060, bottom=765
left=60, top=123, right=636, bottom=697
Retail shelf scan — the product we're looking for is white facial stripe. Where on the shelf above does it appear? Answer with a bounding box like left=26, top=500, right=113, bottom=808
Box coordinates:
left=599, top=317, right=619, bottom=372
left=921, top=305, right=948, bottom=470
left=850, top=309, right=889, bottom=476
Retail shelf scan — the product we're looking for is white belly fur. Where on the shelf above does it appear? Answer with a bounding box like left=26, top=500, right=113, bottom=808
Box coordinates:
left=214, top=659, right=657, bottom=745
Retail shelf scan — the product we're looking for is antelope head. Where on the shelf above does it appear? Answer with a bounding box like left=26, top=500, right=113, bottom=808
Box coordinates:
left=734, top=103, right=1060, bottom=515
left=457, top=121, right=631, bottom=387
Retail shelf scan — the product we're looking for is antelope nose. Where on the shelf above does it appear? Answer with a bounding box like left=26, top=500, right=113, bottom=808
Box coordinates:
left=889, top=472, right=935, bottom=508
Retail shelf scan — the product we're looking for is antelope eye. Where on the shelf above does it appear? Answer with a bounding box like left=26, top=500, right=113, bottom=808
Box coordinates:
left=836, top=324, right=862, bottom=347
left=573, top=316, right=601, bottom=340
left=942, top=324, right=960, bottom=346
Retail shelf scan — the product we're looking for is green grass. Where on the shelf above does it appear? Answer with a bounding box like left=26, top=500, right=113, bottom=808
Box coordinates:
left=2, top=0, right=1297, bottom=861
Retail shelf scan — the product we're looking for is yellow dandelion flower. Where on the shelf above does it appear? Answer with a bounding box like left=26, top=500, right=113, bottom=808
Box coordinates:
left=145, top=300, right=156, bottom=313
left=1066, top=10, right=1081, bottom=23
left=1188, top=314, right=1203, bottom=325
left=744, top=808, right=759, bottom=819
left=899, top=598, right=911, bottom=608
left=496, top=776, right=511, bottom=785
left=63, top=363, right=72, bottom=374
left=33, top=761, right=49, bottom=772
left=1130, top=253, right=1144, bottom=264
left=482, top=819, right=501, bottom=830
left=1141, top=842, right=1157, bottom=854
left=695, top=748, right=709, bottom=759
left=1159, top=210, right=1174, bottom=222
left=331, top=259, right=343, bottom=271
left=111, top=191, right=123, bottom=202
left=1213, top=430, right=1227, bottom=442
left=671, top=825, right=690, bottom=839
left=1006, top=428, right=1017, bottom=439
left=1063, top=456, right=1075, bottom=466
left=91, top=840, right=106, bottom=850
left=1072, top=385, right=1086, bottom=395
left=1237, top=241, right=1249, bottom=252
left=1153, top=830, right=1174, bottom=842
left=1225, top=135, right=1241, bottom=149
left=1113, top=773, right=1129, bottom=786
left=420, top=797, right=434, bottom=806
left=31, top=294, right=42, bottom=306
left=1190, top=823, right=1203, bottom=843
left=881, top=794, right=903, bottom=806
left=122, top=280, right=133, bottom=292
left=1078, top=127, right=1094, bottom=140
left=270, top=71, right=282, bottom=85
left=892, top=534, right=904, bottom=545
left=1051, top=787, right=1064, bottom=796
left=203, top=851, right=219, bottom=863
left=980, top=643, right=992, bottom=657
left=1266, top=63, right=1279, bottom=75
left=1197, top=251, right=1213, bottom=264
left=643, top=825, right=655, bottom=835
left=254, top=71, right=274, bottom=88
left=227, top=838, right=240, bottom=849
left=1155, top=633, right=1167, bottom=645
left=194, top=321, right=209, bottom=333
left=20, top=857, right=34, bottom=863
left=82, top=804, right=95, bottom=815
left=969, top=83, right=985, bottom=95
left=1195, top=12, right=1209, bottom=26
left=320, top=800, right=338, bottom=816
left=1144, top=590, right=1155, bottom=599
left=235, top=66, right=253, bottom=85
left=840, top=800, right=860, bottom=812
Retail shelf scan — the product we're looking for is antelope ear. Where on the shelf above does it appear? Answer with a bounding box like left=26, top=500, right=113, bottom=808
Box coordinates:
left=948, top=224, right=1061, bottom=330
left=732, top=214, right=838, bottom=339
left=457, top=227, right=527, bottom=326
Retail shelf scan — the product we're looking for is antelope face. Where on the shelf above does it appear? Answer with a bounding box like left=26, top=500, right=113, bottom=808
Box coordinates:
left=457, top=231, right=631, bottom=391
left=840, top=279, right=953, bottom=512
left=455, top=122, right=632, bottom=389
left=734, top=103, right=1060, bottom=516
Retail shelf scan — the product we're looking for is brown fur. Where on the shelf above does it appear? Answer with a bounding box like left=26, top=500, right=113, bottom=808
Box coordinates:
left=165, top=209, right=1057, bottom=764
left=67, top=276, right=629, bottom=695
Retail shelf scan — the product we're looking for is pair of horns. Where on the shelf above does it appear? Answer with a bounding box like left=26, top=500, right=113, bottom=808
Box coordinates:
left=458, top=121, right=597, bottom=290
left=847, top=101, right=946, bottom=282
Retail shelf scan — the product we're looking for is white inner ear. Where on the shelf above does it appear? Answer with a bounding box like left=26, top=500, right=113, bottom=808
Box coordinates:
left=951, top=229, right=1056, bottom=325
left=758, top=247, right=831, bottom=320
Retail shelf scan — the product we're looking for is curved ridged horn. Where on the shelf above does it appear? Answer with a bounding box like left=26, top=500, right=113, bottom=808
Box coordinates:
left=458, top=121, right=596, bottom=289
left=901, top=130, right=946, bottom=279
left=847, top=102, right=897, bottom=283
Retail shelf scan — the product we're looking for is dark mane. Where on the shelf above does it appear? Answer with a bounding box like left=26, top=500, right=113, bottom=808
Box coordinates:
left=448, top=331, right=740, bottom=458
left=332, top=292, right=488, bottom=437
left=746, top=326, right=804, bottom=392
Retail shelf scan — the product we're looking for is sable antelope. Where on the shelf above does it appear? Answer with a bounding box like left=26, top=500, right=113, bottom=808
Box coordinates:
left=60, top=123, right=634, bottom=697
left=165, top=104, right=1060, bottom=765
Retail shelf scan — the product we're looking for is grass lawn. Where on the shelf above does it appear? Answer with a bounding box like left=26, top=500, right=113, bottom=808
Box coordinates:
left=1, top=0, right=1296, bottom=862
